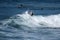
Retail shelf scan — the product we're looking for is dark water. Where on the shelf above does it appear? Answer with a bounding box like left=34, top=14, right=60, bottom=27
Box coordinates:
left=0, top=0, right=60, bottom=40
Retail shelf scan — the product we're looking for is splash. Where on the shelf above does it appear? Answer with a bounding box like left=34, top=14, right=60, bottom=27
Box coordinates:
left=0, top=10, right=60, bottom=27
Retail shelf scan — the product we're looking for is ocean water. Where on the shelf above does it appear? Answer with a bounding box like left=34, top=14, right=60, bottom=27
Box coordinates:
left=0, top=0, right=60, bottom=40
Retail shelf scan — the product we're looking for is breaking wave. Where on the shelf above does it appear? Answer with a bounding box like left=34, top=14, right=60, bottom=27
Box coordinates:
left=0, top=10, right=60, bottom=27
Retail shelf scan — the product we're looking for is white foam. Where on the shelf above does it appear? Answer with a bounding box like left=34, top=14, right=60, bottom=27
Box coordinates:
left=1, top=10, right=60, bottom=27
left=14, top=11, right=60, bottom=27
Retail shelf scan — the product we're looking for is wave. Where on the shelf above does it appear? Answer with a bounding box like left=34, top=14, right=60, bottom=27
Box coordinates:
left=0, top=10, right=60, bottom=27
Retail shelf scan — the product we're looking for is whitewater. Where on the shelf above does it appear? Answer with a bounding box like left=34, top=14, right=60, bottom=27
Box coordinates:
left=0, top=10, right=60, bottom=40
left=0, top=10, right=60, bottom=27
left=0, top=0, right=60, bottom=40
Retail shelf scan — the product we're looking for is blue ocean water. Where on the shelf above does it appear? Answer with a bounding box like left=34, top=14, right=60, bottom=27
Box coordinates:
left=0, top=0, right=60, bottom=40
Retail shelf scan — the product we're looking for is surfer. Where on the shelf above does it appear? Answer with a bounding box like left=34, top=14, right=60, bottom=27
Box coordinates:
left=30, top=12, right=33, bottom=16
left=28, top=11, right=33, bottom=16
left=17, top=4, right=24, bottom=8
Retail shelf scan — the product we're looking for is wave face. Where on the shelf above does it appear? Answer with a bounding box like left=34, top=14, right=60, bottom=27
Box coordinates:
left=0, top=10, right=60, bottom=40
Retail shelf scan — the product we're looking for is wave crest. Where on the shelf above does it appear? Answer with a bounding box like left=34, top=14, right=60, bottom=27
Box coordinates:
left=1, top=10, right=60, bottom=27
